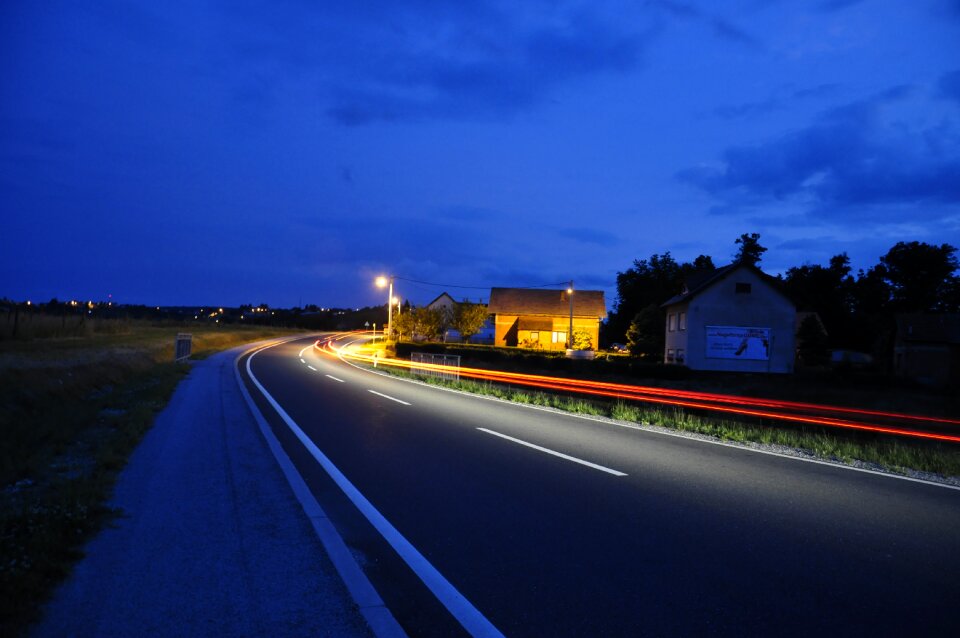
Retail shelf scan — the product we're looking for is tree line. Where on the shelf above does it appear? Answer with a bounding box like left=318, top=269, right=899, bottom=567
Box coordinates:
left=607, top=234, right=960, bottom=362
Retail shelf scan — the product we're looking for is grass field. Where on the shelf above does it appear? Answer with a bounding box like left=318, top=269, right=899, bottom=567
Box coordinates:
left=0, top=322, right=305, bottom=636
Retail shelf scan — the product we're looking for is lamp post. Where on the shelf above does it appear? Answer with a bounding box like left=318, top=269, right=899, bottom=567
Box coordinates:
left=567, top=280, right=574, bottom=350
left=375, top=275, right=394, bottom=340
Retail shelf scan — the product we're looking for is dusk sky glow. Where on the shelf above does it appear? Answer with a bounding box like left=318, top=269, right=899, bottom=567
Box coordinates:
left=3, top=1, right=959, bottom=309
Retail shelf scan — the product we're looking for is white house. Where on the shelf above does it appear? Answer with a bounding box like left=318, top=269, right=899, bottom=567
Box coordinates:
left=426, top=292, right=495, bottom=343
left=661, top=264, right=796, bottom=373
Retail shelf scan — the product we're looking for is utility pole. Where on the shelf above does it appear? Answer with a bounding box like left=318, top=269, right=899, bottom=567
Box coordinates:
left=567, top=280, right=574, bottom=350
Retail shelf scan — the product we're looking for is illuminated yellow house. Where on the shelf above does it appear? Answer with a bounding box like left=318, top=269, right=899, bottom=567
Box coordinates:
left=488, top=287, right=606, bottom=351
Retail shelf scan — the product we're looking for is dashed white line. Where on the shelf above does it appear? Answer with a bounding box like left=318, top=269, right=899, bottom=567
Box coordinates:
left=368, top=390, right=411, bottom=406
left=477, top=428, right=627, bottom=477
left=326, top=374, right=345, bottom=383
left=307, top=365, right=317, bottom=371
left=300, top=358, right=306, bottom=364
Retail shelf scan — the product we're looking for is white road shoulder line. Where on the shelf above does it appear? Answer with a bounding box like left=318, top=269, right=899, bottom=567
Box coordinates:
left=368, top=390, right=411, bottom=405
left=326, top=374, right=345, bottom=383
left=245, top=345, right=502, bottom=637
left=478, top=428, right=627, bottom=477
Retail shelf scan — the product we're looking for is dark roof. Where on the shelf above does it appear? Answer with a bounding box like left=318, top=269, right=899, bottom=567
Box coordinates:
left=488, top=287, right=606, bottom=318
left=661, top=263, right=791, bottom=308
left=426, top=292, right=456, bottom=308
left=895, top=314, right=960, bottom=344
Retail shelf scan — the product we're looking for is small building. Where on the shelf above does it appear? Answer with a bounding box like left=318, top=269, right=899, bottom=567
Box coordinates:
left=661, top=264, right=796, bottom=373
left=488, top=287, right=606, bottom=351
left=893, top=314, right=960, bottom=387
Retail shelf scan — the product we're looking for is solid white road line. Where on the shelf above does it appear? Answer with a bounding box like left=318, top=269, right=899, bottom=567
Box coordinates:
left=368, top=390, right=411, bottom=406
left=245, top=346, right=503, bottom=638
left=477, top=428, right=627, bottom=477
left=326, top=374, right=345, bottom=383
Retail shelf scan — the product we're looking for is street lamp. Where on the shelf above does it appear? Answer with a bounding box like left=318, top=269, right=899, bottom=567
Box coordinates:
left=566, top=281, right=574, bottom=350
left=376, top=275, right=394, bottom=340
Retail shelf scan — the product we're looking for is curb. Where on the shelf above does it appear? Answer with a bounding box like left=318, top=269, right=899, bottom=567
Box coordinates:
left=234, top=339, right=408, bottom=638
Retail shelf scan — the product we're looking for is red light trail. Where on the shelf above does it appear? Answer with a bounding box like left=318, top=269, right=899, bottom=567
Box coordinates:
left=314, top=334, right=960, bottom=444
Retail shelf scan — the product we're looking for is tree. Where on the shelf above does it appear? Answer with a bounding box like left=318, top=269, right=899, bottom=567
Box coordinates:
left=410, top=306, right=447, bottom=341
left=796, top=314, right=830, bottom=367
left=572, top=327, right=594, bottom=350
left=608, top=252, right=715, bottom=343
left=783, top=253, right=856, bottom=347
left=879, top=241, right=959, bottom=312
left=733, top=232, right=767, bottom=267
left=393, top=312, right=414, bottom=342
left=450, top=302, right=489, bottom=342
left=625, top=304, right=662, bottom=358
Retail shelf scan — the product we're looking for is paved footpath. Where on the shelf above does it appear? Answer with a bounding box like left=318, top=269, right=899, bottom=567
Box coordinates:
left=33, top=344, right=373, bottom=637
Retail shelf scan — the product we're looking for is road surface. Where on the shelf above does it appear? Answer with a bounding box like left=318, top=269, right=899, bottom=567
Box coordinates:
left=239, top=335, right=960, bottom=637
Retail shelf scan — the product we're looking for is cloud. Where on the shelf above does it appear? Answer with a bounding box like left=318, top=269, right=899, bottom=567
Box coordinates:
left=649, top=1, right=762, bottom=49
left=713, top=83, right=841, bottom=120
left=816, top=0, right=866, bottom=11
left=939, top=69, right=960, bottom=105
left=323, top=11, right=648, bottom=126
left=678, top=87, right=960, bottom=224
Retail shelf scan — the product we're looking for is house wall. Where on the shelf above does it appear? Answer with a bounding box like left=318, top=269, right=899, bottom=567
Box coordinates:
left=496, top=315, right=600, bottom=350
left=665, top=269, right=796, bottom=373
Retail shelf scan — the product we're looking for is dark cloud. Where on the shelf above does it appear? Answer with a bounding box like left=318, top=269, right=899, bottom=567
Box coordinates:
left=679, top=87, right=960, bottom=222
left=816, top=0, right=866, bottom=11
left=650, top=1, right=762, bottom=49
left=323, top=12, right=648, bottom=126
left=713, top=84, right=842, bottom=120
left=558, top=227, right=620, bottom=245
left=939, top=69, right=960, bottom=105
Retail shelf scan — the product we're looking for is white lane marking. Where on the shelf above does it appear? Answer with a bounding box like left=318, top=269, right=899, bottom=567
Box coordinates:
left=326, top=375, right=345, bottom=383
left=245, top=347, right=503, bottom=638
left=298, top=345, right=312, bottom=358
left=300, top=358, right=306, bottom=364
left=477, top=428, right=627, bottom=477
left=307, top=365, right=317, bottom=371
left=368, top=390, right=411, bottom=406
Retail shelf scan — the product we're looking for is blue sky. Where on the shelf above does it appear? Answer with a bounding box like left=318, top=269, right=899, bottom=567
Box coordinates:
left=2, top=0, right=959, bottom=308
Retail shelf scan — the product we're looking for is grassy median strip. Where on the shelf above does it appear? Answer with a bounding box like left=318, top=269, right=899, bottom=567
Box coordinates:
left=0, top=324, right=304, bottom=637
left=367, top=364, right=960, bottom=481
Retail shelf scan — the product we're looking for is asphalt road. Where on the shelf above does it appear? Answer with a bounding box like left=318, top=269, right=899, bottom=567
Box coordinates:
left=239, top=335, right=960, bottom=637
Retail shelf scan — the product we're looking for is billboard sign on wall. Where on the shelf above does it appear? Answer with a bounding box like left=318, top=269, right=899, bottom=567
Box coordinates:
left=705, top=326, right=770, bottom=360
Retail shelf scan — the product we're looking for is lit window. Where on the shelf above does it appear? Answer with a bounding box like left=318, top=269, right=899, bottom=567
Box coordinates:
left=530, top=331, right=539, bottom=341
left=551, top=331, right=567, bottom=343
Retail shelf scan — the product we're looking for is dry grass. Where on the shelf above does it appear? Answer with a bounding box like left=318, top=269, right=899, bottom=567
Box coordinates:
left=0, top=321, right=305, bottom=636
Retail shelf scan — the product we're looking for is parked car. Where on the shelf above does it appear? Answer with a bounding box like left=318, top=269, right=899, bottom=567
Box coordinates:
left=609, top=342, right=628, bottom=353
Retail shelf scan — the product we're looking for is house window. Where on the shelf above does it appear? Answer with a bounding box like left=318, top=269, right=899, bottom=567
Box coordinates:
left=666, top=348, right=675, bottom=363
left=551, top=331, right=566, bottom=344
left=679, top=312, right=686, bottom=331
left=668, top=314, right=676, bottom=332
left=530, top=331, right=539, bottom=341
left=735, top=282, right=752, bottom=294
left=676, top=349, right=685, bottom=363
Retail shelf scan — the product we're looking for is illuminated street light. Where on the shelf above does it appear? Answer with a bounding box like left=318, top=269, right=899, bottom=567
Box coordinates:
left=375, top=275, right=395, bottom=340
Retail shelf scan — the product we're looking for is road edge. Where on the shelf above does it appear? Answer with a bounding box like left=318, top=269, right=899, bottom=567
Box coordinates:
left=234, top=338, right=408, bottom=638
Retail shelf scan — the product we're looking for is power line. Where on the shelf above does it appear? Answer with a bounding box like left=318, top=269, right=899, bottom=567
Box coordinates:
left=393, top=276, right=570, bottom=290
